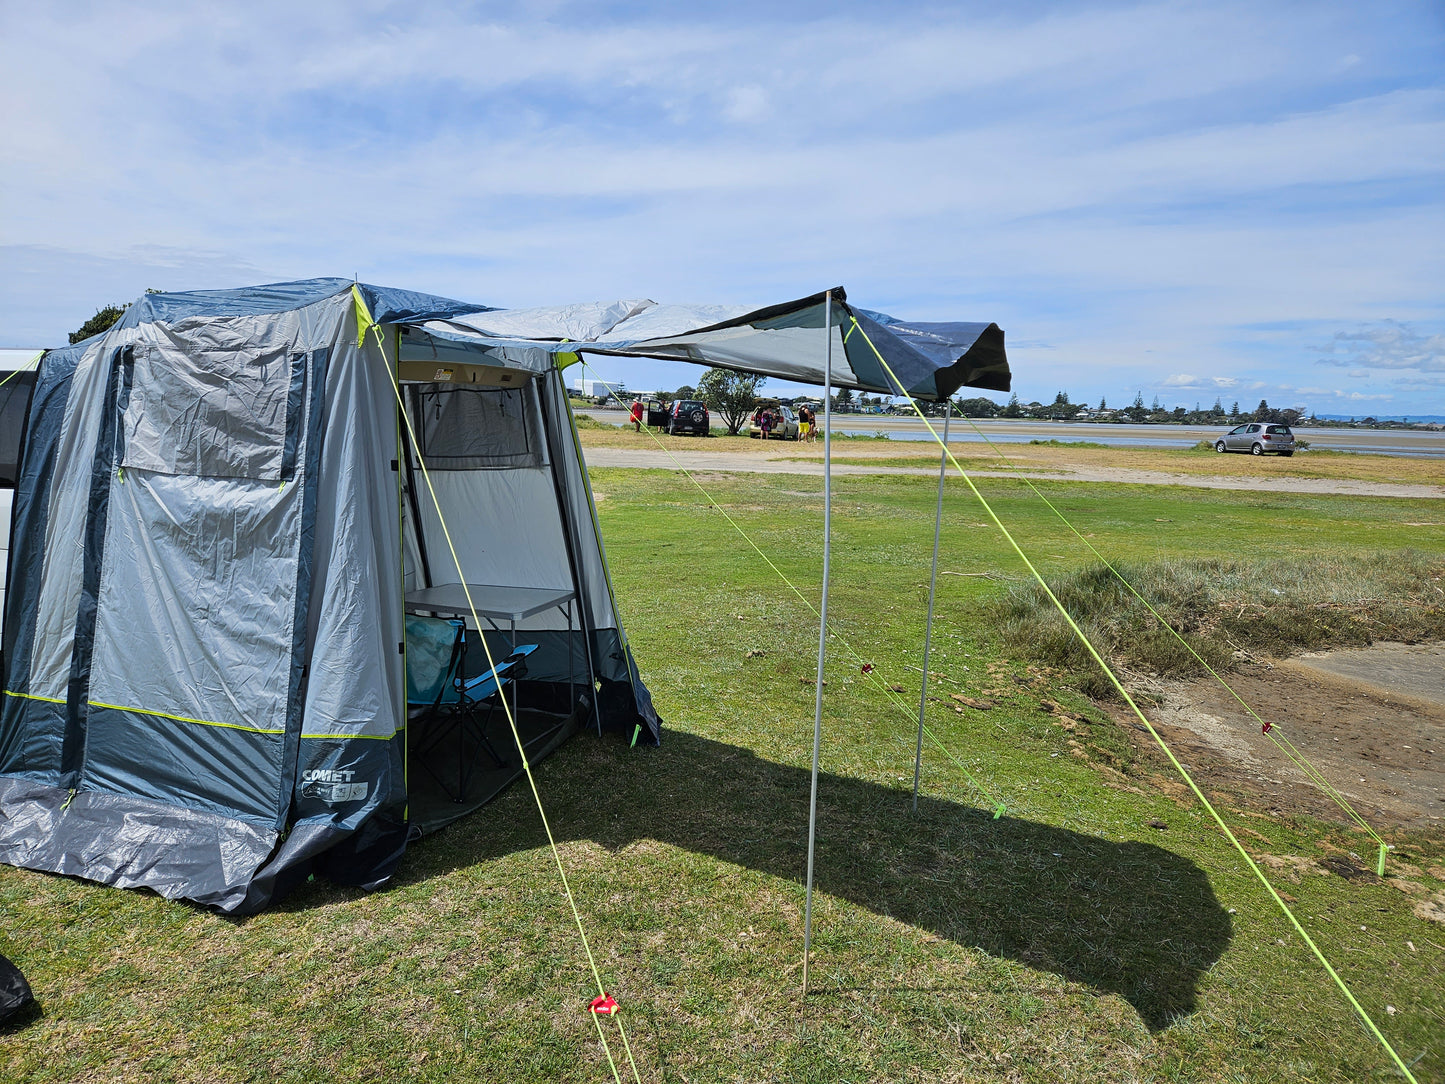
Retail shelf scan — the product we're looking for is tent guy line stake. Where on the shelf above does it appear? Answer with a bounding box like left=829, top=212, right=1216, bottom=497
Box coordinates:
left=802, top=290, right=832, bottom=997
left=848, top=316, right=1418, bottom=1084
left=360, top=307, right=638, bottom=1084
left=912, top=400, right=950, bottom=813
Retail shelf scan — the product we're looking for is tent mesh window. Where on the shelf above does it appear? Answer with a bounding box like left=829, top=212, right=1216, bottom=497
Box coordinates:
left=407, top=385, right=544, bottom=471
left=0, top=372, right=36, bottom=488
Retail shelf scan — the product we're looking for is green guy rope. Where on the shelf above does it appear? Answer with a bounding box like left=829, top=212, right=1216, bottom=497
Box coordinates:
left=362, top=309, right=640, bottom=1083
left=848, top=316, right=1418, bottom=1083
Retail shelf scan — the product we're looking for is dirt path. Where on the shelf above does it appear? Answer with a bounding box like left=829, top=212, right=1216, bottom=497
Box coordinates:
left=582, top=446, right=1445, bottom=499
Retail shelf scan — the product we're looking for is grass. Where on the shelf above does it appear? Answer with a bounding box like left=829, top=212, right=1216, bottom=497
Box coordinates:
left=3, top=469, right=1444, bottom=1082
left=1028, top=438, right=1113, bottom=449
left=574, top=425, right=1445, bottom=487
left=994, top=552, right=1445, bottom=696
left=569, top=412, right=612, bottom=431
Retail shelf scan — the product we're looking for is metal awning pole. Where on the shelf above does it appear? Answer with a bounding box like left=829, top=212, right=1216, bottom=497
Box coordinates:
left=802, top=290, right=833, bottom=997
left=912, top=399, right=951, bottom=813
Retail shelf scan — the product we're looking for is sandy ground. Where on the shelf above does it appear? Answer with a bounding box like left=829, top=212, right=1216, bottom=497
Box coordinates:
left=1117, top=651, right=1445, bottom=924
left=580, top=445, right=1445, bottom=499
left=1112, top=644, right=1444, bottom=830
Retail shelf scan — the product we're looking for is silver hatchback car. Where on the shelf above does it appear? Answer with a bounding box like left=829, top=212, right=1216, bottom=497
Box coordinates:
left=1215, top=423, right=1296, bottom=456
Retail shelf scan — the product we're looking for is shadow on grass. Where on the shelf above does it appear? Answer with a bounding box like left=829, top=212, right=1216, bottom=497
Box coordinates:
left=396, top=731, right=1231, bottom=1032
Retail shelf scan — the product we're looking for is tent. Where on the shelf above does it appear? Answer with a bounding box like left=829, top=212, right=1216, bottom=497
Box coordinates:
left=0, top=279, right=1008, bottom=913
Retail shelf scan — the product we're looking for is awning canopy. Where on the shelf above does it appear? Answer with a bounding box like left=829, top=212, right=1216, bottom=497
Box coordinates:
left=411, top=288, right=1009, bottom=401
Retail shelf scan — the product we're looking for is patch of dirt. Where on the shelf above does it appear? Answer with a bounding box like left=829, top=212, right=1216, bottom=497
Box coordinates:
left=1099, top=644, right=1445, bottom=829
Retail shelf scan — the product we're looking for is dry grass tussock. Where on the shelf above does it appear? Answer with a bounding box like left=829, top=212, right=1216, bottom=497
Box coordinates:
left=993, top=550, right=1445, bottom=697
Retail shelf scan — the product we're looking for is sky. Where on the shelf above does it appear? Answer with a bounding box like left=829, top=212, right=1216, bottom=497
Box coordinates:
left=2, top=0, right=1443, bottom=415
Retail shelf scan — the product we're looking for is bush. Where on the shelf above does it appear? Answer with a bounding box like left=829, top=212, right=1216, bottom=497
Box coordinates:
left=992, top=552, right=1445, bottom=696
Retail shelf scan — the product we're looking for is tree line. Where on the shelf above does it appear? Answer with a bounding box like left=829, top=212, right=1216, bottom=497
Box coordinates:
left=948, top=390, right=1309, bottom=426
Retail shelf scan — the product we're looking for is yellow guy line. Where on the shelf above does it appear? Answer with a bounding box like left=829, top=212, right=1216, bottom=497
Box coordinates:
left=581, top=372, right=1007, bottom=813
left=954, top=414, right=1388, bottom=854
left=0, top=351, right=44, bottom=392
left=849, top=316, right=1418, bottom=1083
left=362, top=310, right=640, bottom=1084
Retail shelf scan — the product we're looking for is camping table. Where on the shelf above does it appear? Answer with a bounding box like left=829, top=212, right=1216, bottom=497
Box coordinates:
left=404, top=584, right=580, bottom=728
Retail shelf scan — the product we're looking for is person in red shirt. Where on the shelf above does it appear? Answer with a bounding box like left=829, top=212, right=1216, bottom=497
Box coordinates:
left=629, top=399, right=644, bottom=432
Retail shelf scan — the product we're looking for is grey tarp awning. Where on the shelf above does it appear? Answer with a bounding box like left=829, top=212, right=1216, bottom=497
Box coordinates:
left=410, top=288, right=1009, bottom=400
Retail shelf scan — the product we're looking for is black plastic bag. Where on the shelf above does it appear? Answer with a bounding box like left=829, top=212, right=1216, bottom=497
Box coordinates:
left=0, top=953, right=33, bottom=1023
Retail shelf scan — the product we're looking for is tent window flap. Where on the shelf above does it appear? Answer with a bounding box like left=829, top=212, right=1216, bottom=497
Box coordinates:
left=407, top=385, right=543, bottom=471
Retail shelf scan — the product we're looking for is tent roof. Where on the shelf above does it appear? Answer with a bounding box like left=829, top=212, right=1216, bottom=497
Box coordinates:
left=96, top=280, right=1008, bottom=401
left=114, top=277, right=483, bottom=328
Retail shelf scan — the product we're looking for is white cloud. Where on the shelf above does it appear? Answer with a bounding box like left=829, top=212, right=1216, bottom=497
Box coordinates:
left=0, top=1, right=1442, bottom=410
left=1316, top=321, right=1445, bottom=372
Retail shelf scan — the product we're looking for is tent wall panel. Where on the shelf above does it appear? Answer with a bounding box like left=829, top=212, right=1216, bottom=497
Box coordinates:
left=300, top=333, right=405, bottom=743
left=28, top=337, right=132, bottom=716
left=0, top=343, right=79, bottom=782
left=79, top=707, right=285, bottom=827
left=412, top=468, right=573, bottom=592
left=0, top=698, right=65, bottom=781
left=88, top=471, right=305, bottom=739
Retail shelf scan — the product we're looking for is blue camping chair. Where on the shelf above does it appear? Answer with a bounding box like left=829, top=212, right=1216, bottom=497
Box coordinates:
left=406, top=615, right=538, bottom=802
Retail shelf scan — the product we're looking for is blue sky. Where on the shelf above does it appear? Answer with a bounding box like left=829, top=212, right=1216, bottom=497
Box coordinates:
left=2, top=1, right=1442, bottom=414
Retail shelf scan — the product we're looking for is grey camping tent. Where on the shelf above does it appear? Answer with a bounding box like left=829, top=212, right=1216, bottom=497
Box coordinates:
left=0, top=278, right=1008, bottom=913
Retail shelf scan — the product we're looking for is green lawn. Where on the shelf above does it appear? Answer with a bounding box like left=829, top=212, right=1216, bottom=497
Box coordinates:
left=3, top=469, right=1442, bottom=1082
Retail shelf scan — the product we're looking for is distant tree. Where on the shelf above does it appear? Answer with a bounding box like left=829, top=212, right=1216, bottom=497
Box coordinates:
left=1044, top=390, right=1080, bottom=419
left=1229, top=401, right=1240, bottom=417
left=1125, top=391, right=1147, bottom=422
left=69, top=303, right=129, bottom=344
left=1173, top=406, right=1188, bottom=419
left=1212, top=397, right=1224, bottom=416
left=697, top=368, right=764, bottom=435
left=1002, top=392, right=1023, bottom=418
left=674, top=385, right=696, bottom=400
left=1252, top=398, right=1273, bottom=422
left=955, top=396, right=1001, bottom=418
left=1150, top=395, right=1162, bottom=412
left=1098, top=396, right=1107, bottom=411
left=835, top=387, right=854, bottom=411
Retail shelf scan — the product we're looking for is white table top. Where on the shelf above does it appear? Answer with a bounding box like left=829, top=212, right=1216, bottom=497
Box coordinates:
left=404, top=583, right=577, bottom=622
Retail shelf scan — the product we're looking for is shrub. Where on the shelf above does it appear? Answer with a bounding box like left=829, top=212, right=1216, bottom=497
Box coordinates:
left=992, top=551, right=1445, bottom=695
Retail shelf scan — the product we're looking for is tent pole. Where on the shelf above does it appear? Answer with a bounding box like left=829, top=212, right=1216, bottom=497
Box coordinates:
left=802, top=290, right=833, bottom=997
left=912, top=400, right=951, bottom=814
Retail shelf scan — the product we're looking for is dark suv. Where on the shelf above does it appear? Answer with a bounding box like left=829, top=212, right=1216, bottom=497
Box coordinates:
left=669, top=400, right=710, bottom=436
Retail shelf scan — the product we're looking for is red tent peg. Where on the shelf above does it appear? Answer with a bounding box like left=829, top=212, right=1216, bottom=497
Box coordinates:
left=1261, top=720, right=1273, bottom=734
left=590, top=993, right=619, bottom=1016
left=860, top=662, right=874, bottom=674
